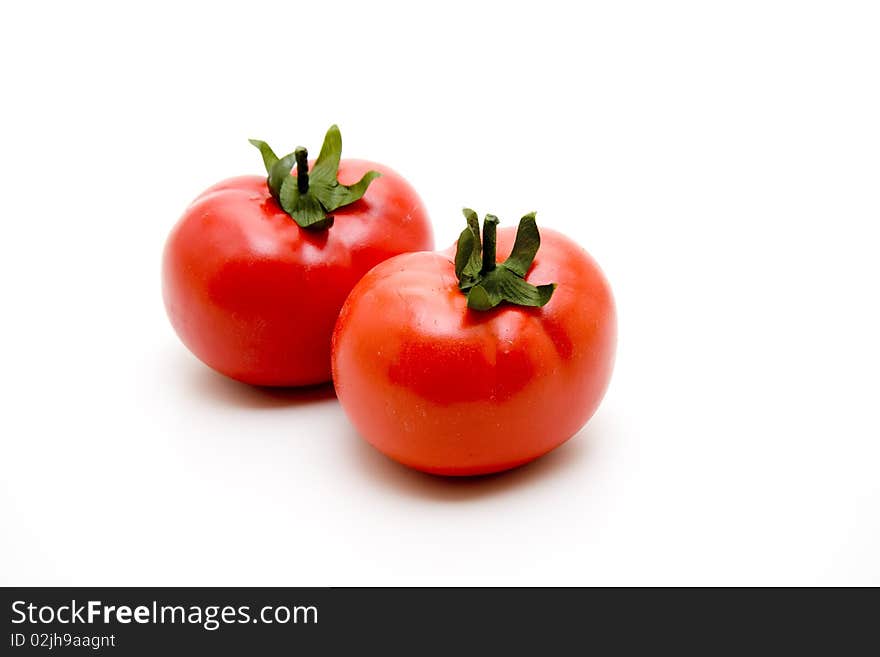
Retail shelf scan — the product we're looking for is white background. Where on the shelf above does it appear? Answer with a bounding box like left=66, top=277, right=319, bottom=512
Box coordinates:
left=1, top=1, right=878, bottom=586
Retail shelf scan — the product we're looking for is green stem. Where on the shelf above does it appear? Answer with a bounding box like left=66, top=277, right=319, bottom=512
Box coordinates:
left=481, top=215, right=499, bottom=273
left=249, top=127, right=382, bottom=229
left=295, top=147, right=309, bottom=193
left=453, top=209, right=556, bottom=310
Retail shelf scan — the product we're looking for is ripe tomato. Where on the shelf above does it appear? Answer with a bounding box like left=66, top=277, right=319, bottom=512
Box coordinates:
left=162, top=126, right=433, bottom=386
left=332, top=210, right=616, bottom=475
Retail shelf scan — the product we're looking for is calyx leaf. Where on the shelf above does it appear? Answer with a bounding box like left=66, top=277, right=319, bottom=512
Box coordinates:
left=453, top=209, right=556, bottom=311
left=248, top=125, right=381, bottom=230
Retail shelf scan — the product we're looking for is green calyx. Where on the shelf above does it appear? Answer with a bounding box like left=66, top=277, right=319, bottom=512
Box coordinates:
left=454, top=209, right=556, bottom=311
left=249, top=125, right=381, bottom=230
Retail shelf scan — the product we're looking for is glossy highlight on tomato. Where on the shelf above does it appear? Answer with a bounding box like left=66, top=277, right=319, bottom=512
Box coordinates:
left=163, top=129, right=433, bottom=386
left=332, top=212, right=615, bottom=475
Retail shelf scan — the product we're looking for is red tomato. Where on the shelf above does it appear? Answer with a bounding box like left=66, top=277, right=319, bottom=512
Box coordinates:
left=163, top=137, right=433, bottom=386
left=332, top=212, right=615, bottom=475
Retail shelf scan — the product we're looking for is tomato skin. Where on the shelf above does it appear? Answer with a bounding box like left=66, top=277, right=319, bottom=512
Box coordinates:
left=331, top=227, right=616, bottom=475
left=162, top=160, right=433, bottom=386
